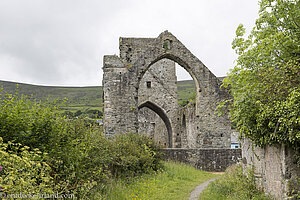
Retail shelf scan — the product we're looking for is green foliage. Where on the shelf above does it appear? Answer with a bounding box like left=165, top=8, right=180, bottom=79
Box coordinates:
left=287, top=176, right=300, bottom=199
left=109, top=132, right=163, bottom=178
left=163, top=41, right=169, bottom=50
left=85, top=109, right=103, bottom=118
left=0, top=89, right=104, bottom=197
left=199, top=164, right=272, bottom=200
left=178, top=90, right=196, bottom=107
left=74, top=109, right=83, bottom=117
left=0, top=89, right=163, bottom=198
left=0, top=91, right=66, bottom=152
left=0, top=137, right=54, bottom=195
left=218, top=0, right=300, bottom=147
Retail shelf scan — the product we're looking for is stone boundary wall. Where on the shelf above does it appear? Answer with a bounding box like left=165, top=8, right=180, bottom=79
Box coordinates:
left=162, top=148, right=242, bottom=172
left=242, top=138, right=300, bottom=199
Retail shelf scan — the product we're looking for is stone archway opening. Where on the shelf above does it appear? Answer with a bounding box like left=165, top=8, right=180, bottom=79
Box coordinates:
left=137, top=54, right=201, bottom=110
left=138, top=101, right=172, bottom=148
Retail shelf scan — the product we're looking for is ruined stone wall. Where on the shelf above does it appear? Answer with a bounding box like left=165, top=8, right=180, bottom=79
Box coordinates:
left=103, top=38, right=159, bottom=136
left=119, top=37, right=156, bottom=64
left=103, top=55, right=137, bottom=136
left=162, top=148, right=242, bottom=172
left=242, top=138, right=300, bottom=199
left=103, top=31, right=232, bottom=148
left=176, top=103, right=231, bottom=148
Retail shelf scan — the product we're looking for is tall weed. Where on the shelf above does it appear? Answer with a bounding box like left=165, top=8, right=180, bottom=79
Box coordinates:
left=199, top=164, right=273, bottom=200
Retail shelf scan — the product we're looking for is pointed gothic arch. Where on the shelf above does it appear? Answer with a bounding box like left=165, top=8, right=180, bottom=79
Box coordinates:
left=138, top=101, right=173, bottom=148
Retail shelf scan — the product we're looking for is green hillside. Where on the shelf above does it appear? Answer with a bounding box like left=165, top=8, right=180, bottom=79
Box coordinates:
left=0, top=80, right=197, bottom=116
left=0, top=81, right=103, bottom=117
left=177, top=80, right=196, bottom=106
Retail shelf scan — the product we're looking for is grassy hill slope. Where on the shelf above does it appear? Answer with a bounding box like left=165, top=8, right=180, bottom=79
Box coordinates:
left=0, top=81, right=103, bottom=115
left=0, top=80, right=197, bottom=115
left=177, top=80, right=196, bottom=106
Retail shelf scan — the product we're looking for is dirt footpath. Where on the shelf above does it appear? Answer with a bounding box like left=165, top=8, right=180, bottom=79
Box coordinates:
left=188, top=177, right=219, bottom=200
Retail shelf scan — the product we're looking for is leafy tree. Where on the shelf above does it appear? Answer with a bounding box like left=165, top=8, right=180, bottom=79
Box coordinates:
left=63, top=110, right=74, bottom=117
left=85, top=109, right=103, bottom=119
left=74, top=110, right=82, bottom=117
left=219, top=0, right=299, bottom=147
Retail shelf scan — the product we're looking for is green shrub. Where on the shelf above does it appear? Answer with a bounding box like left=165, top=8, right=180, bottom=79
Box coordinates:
left=0, top=91, right=67, bottom=153
left=199, top=164, right=273, bottom=200
left=0, top=89, right=163, bottom=198
left=60, top=124, right=113, bottom=198
left=110, top=132, right=163, bottom=178
left=0, top=90, right=107, bottom=197
left=0, top=137, right=54, bottom=195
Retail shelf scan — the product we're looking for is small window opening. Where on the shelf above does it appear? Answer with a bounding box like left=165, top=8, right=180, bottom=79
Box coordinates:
left=182, top=114, right=186, bottom=129
left=146, top=81, right=151, bottom=88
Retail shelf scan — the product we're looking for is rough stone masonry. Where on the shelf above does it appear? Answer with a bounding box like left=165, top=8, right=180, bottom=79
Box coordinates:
left=102, top=31, right=233, bottom=149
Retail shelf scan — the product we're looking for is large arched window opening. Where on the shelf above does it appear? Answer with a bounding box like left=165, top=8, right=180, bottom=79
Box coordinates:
left=175, top=63, right=196, bottom=107
left=137, top=56, right=199, bottom=148
left=137, top=55, right=199, bottom=108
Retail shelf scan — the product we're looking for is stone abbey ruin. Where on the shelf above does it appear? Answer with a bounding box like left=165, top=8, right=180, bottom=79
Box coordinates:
left=103, top=31, right=233, bottom=149
left=102, top=32, right=299, bottom=198
left=102, top=31, right=241, bottom=172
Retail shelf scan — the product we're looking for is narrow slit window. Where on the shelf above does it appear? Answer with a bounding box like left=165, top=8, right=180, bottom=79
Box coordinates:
left=146, top=81, right=151, bottom=88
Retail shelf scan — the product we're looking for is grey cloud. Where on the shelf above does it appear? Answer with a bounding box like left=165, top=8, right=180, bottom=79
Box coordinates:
left=0, top=0, right=259, bottom=86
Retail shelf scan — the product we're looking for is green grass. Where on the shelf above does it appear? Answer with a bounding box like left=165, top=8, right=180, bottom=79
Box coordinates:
left=199, top=164, right=273, bottom=200
left=93, top=161, right=220, bottom=200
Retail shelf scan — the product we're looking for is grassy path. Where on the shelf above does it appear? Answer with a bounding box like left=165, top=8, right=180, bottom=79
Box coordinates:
left=96, top=161, right=221, bottom=200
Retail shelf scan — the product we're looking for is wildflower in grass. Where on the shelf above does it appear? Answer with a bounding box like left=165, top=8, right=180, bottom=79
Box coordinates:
left=0, top=166, right=2, bottom=172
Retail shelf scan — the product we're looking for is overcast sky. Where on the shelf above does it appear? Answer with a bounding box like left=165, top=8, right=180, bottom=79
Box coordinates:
left=0, top=0, right=259, bottom=86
